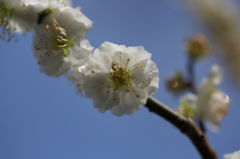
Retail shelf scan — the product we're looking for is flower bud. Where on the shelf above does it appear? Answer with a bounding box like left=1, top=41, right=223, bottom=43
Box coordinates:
left=166, top=71, right=187, bottom=94
left=185, top=34, right=210, bottom=59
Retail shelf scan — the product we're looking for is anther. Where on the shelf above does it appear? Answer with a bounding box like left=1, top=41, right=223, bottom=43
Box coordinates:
left=92, top=71, right=94, bottom=73
left=114, top=98, right=116, bottom=101
left=140, top=65, right=143, bottom=67
left=102, top=82, right=104, bottom=85
left=142, top=80, right=145, bottom=83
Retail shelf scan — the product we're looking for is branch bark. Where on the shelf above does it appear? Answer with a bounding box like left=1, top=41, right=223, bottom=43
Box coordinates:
left=145, top=97, right=218, bottom=159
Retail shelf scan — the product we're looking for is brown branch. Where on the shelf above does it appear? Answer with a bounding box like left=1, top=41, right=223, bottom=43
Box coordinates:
left=145, top=97, right=218, bottom=159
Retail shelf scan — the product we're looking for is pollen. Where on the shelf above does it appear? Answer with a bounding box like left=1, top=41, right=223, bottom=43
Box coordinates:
left=35, top=18, right=74, bottom=58
left=142, top=80, right=145, bottom=83
left=137, top=63, right=140, bottom=65
left=140, top=65, right=143, bottom=67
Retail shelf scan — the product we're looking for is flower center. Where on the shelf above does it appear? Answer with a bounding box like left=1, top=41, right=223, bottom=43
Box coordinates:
left=35, top=18, right=74, bottom=58
left=91, top=52, right=145, bottom=99
left=109, top=61, right=132, bottom=87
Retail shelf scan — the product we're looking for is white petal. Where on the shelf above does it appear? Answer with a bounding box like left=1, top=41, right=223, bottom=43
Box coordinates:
left=38, top=54, right=70, bottom=77
left=209, top=64, right=223, bottom=86
left=65, top=40, right=93, bottom=68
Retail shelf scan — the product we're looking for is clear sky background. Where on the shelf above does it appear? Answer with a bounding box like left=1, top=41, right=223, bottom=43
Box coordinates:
left=0, top=0, right=240, bottom=159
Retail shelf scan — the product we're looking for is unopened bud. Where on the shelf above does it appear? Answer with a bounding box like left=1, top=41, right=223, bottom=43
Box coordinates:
left=185, top=34, right=210, bottom=59
left=166, top=71, right=187, bottom=94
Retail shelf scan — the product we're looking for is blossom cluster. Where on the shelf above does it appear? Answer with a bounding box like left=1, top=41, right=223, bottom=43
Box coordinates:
left=176, top=65, right=230, bottom=131
left=1, top=0, right=159, bottom=116
left=1, top=0, right=230, bottom=124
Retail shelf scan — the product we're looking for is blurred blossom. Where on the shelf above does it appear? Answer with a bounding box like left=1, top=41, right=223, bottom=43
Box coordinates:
left=177, top=93, right=197, bottom=118
left=166, top=71, right=187, bottom=94
left=176, top=65, right=230, bottom=131
left=186, top=0, right=240, bottom=85
left=27, top=0, right=72, bottom=13
left=81, top=41, right=159, bottom=116
left=224, top=149, right=240, bottom=159
left=185, top=34, right=210, bottom=59
left=0, top=0, right=37, bottom=42
left=196, top=65, right=230, bottom=131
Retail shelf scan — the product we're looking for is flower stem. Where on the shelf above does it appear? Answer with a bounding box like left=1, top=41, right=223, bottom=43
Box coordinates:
left=187, top=57, right=206, bottom=134
left=145, top=97, right=218, bottom=159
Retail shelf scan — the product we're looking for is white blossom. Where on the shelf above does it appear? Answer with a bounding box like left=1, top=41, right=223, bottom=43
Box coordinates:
left=32, top=7, right=93, bottom=77
left=224, top=150, right=240, bottom=159
left=196, top=64, right=230, bottom=131
left=27, top=0, right=72, bottom=14
left=81, top=41, right=159, bottom=116
left=0, top=0, right=37, bottom=42
left=177, top=93, right=198, bottom=118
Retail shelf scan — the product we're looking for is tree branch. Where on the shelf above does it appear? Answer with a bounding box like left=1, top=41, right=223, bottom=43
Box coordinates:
left=145, top=97, right=218, bottom=159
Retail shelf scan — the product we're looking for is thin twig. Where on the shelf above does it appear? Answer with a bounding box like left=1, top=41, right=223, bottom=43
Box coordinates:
left=187, top=57, right=206, bottom=134
left=187, top=57, right=196, bottom=94
left=145, top=97, right=218, bottom=159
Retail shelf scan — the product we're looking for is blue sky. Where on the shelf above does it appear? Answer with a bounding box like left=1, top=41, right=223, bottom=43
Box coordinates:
left=0, top=0, right=240, bottom=159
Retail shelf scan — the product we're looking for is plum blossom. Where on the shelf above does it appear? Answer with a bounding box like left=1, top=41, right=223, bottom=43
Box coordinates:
left=27, top=0, right=72, bottom=23
left=0, top=0, right=37, bottom=42
left=177, top=93, right=197, bottom=118
left=196, top=64, right=230, bottom=131
left=224, top=149, right=240, bottom=159
left=176, top=65, right=230, bottom=131
left=32, top=7, right=93, bottom=77
left=81, top=41, right=159, bottom=116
